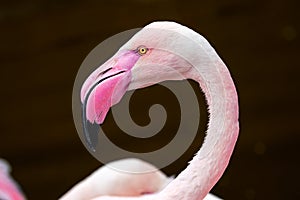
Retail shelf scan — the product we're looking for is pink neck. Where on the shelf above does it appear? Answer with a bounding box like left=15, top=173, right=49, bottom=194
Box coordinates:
left=160, top=44, right=239, bottom=200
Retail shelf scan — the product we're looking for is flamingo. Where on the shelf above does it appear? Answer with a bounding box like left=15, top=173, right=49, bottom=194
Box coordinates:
left=62, top=21, right=239, bottom=200
left=0, top=159, right=26, bottom=200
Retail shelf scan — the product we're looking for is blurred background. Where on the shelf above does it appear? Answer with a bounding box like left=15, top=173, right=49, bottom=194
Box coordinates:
left=0, top=0, right=299, bottom=199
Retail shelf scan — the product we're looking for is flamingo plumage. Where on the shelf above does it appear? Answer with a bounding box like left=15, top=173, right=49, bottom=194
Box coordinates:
left=0, top=159, right=26, bottom=200
left=62, top=21, right=239, bottom=200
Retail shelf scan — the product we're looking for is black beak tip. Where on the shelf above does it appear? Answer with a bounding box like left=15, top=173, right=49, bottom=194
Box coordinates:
left=82, top=119, right=100, bottom=152
left=82, top=103, right=99, bottom=153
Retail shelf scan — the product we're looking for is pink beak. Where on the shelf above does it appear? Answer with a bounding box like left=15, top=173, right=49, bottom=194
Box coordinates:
left=80, top=49, right=141, bottom=151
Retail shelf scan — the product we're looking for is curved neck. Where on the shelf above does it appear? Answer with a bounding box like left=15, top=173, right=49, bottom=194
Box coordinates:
left=160, top=38, right=239, bottom=200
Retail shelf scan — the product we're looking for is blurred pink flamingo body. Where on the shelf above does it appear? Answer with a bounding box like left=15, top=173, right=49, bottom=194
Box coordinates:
left=0, top=159, right=26, bottom=200
left=62, top=21, right=239, bottom=200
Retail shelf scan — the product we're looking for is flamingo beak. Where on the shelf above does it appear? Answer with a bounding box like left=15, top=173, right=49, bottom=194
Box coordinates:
left=80, top=50, right=141, bottom=151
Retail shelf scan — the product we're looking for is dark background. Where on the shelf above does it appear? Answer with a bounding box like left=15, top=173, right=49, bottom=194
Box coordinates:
left=0, top=0, right=299, bottom=199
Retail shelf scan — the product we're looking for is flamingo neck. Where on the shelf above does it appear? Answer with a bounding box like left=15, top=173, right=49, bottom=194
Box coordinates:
left=160, top=38, right=239, bottom=200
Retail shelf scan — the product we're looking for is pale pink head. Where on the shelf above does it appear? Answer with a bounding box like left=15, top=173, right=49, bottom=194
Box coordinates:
left=80, top=21, right=233, bottom=152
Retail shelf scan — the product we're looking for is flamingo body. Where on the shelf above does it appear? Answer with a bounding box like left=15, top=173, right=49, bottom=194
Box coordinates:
left=61, top=159, right=173, bottom=200
left=65, top=21, right=239, bottom=200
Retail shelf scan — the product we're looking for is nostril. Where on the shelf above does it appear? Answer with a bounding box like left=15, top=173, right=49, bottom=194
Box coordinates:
left=140, top=191, right=153, bottom=195
left=96, top=67, right=113, bottom=78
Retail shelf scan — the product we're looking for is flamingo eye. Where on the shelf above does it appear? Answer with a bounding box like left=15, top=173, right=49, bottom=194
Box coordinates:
left=137, top=46, right=148, bottom=55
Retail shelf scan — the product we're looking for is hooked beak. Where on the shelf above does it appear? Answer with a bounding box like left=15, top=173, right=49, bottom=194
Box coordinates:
left=80, top=49, right=141, bottom=151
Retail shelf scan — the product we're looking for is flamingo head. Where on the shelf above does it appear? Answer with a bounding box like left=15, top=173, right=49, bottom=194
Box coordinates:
left=80, top=22, right=199, bottom=151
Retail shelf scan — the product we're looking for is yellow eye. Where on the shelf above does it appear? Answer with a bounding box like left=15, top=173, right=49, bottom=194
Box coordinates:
left=137, top=46, right=148, bottom=55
